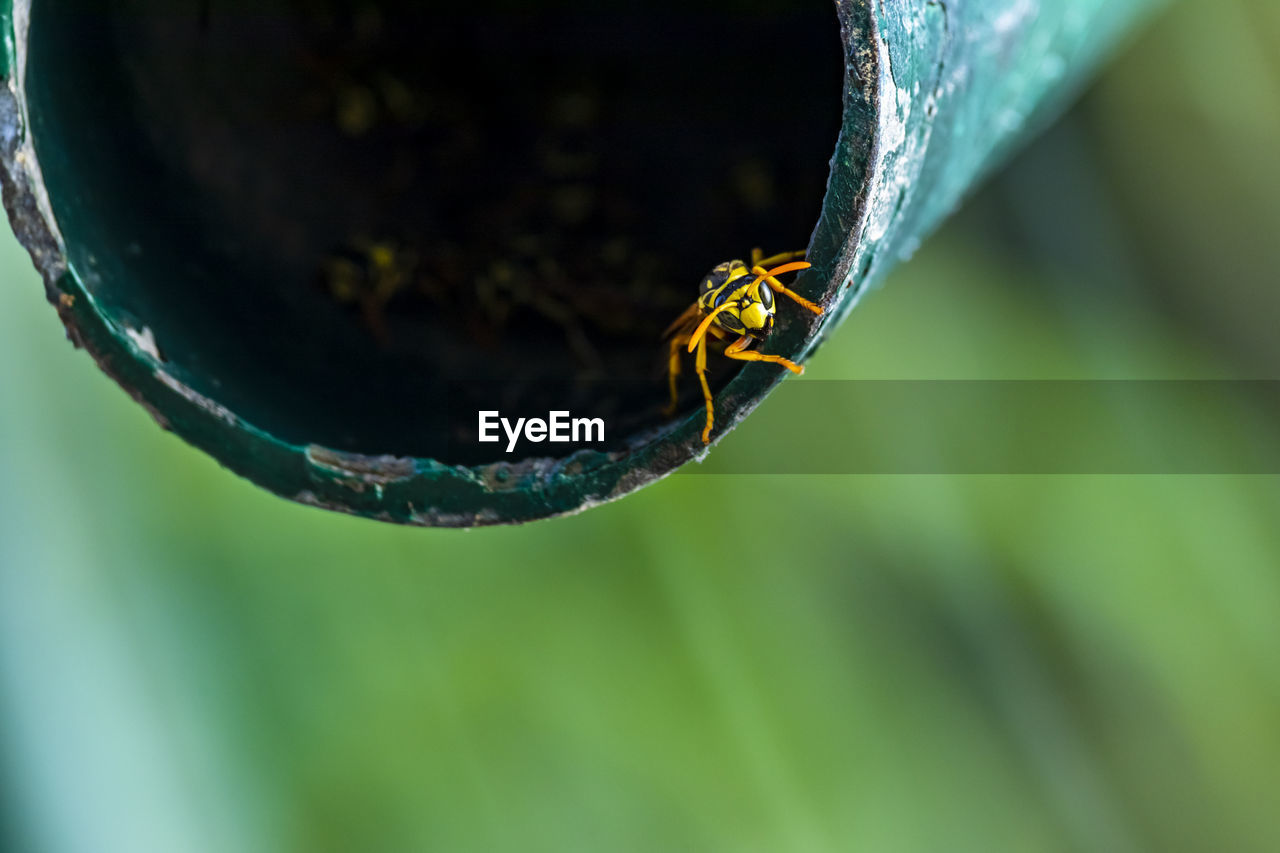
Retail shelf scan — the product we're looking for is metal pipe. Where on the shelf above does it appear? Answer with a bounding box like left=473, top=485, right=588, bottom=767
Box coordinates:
left=0, top=0, right=1166, bottom=526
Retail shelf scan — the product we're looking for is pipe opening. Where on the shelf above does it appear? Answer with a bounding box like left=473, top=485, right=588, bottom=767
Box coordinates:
left=28, top=0, right=842, bottom=465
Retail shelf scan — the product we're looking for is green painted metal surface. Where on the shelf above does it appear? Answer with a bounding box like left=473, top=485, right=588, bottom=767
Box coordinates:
left=0, top=0, right=1165, bottom=526
left=826, top=0, right=1166, bottom=333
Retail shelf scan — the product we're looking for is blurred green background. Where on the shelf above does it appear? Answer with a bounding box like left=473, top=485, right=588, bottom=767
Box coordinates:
left=3, top=1, right=1280, bottom=850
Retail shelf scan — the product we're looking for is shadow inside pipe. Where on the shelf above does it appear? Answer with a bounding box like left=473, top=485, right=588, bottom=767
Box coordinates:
left=27, top=0, right=841, bottom=464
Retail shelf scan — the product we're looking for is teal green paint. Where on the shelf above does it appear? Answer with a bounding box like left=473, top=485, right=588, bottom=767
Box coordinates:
left=0, top=8, right=11, bottom=80
left=837, top=0, right=1168, bottom=324
left=0, top=0, right=1167, bottom=526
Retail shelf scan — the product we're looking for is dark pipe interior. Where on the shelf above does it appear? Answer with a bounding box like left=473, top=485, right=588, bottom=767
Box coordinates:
left=28, top=0, right=841, bottom=464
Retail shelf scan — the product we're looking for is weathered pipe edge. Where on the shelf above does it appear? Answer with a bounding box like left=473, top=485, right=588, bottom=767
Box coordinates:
left=0, top=0, right=1164, bottom=527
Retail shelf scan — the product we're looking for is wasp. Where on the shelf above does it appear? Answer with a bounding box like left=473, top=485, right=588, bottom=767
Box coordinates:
left=662, top=248, right=824, bottom=443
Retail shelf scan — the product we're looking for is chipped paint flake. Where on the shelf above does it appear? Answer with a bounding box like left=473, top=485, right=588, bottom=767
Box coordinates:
left=125, top=326, right=162, bottom=361
left=305, top=445, right=417, bottom=495
left=155, top=370, right=238, bottom=425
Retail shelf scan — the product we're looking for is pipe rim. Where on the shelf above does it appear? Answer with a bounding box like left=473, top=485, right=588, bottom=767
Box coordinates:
left=0, top=0, right=878, bottom=526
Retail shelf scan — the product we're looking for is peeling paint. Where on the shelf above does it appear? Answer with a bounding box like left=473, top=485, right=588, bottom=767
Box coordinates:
left=305, top=445, right=417, bottom=495
left=0, top=0, right=65, bottom=282
left=124, top=326, right=162, bottom=361
left=154, top=370, right=238, bottom=426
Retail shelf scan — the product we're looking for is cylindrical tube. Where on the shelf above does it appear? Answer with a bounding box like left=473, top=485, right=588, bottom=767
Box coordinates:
left=0, top=0, right=1165, bottom=526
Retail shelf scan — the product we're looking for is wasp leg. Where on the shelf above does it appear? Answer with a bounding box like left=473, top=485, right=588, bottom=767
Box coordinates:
left=663, top=330, right=692, bottom=417
left=662, top=302, right=703, bottom=340
left=723, top=335, right=804, bottom=375
left=662, top=303, right=703, bottom=418
left=750, top=264, right=824, bottom=315
left=753, top=248, right=808, bottom=268
left=695, top=331, right=717, bottom=443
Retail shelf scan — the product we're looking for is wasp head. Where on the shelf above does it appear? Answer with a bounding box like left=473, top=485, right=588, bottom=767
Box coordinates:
left=696, top=260, right=779, bottom=341
left=738, top=282, right=776, bottom=339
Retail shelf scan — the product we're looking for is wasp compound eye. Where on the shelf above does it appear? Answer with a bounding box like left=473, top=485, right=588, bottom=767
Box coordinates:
left=1, top=0, right=1162, bottom=525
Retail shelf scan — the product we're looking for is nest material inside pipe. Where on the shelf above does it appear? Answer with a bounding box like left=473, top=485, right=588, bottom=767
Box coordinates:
left=0, top=0, right=1161, bottom=526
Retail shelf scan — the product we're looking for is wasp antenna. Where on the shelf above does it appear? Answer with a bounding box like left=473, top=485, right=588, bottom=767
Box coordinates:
left=687, top=302, right=733, bottom=353
left=747, top=258, right=808, bottom=289
left=753, top=249, right=808, bottom=268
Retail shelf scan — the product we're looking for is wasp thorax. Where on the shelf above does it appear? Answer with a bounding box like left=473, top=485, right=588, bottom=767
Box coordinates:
left=699, top=260, right=749, bottom=297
